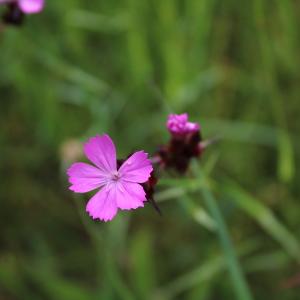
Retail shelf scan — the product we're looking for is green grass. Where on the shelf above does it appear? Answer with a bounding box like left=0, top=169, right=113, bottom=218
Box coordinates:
left=1, top=0, right=300, bottom=299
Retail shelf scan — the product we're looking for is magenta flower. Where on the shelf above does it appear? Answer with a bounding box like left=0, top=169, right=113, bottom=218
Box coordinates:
left=0, top=0, right=44, bottom=14
left=167, top=113, right=200, bottom=135
left=156, top=113, right=202, bottom=172
left=67, top=134, right=153, bottom=222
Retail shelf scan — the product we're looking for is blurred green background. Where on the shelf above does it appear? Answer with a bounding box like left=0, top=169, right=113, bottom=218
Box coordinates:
left=1, top=0, right=300, bottom=299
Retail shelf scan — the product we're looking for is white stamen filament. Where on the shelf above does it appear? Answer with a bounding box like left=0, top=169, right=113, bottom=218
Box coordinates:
left=111, top=171, right=120, bottom=181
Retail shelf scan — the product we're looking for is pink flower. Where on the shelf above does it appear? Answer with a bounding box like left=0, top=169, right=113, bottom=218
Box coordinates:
left=167, top=113, right=200, bottom=135
left=67, top=134, right=153, bottom=222
left=0, top=0, right=44, bottom=14
left=19, top=0, right=44, bottom=14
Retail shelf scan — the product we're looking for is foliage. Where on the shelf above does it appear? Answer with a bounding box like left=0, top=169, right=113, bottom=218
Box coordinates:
left=1, top=0, right=300, bottom=299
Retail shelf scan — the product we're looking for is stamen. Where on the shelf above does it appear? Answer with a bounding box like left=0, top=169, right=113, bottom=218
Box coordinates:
left=111, top=171, right=120, bottom=181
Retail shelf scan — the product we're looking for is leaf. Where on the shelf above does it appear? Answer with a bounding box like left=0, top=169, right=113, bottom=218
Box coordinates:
left=155, top=239, right=258, bottom=300
left=129, top=229, right=156, bottom=299
left=277, top=130, right=295, bottom=183
left=221, top=180, right=300, bottom=262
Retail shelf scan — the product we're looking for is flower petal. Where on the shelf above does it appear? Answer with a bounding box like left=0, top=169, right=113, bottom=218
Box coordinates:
left=118, top=151, right=153, bottom=183
left=67, top=162, right=107, bottom=193
left=18, top=0, right=44, bottom=14
left=116, top=182, right=146, bottom=210
left=84, top=134, right=117, bottom=173
left=86, top=185, right=118, bottom=222
left=167, top=113, right=200, bottom=134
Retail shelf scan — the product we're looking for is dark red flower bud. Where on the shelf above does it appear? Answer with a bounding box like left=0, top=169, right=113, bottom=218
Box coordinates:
left=2, top=3, right=24, bottom=26
left=157, top=114, right=204, bottom=173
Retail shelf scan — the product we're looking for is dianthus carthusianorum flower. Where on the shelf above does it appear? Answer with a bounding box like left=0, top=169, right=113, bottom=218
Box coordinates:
left=18, top=0, right=44, bottom=13
left=67, top=134, right=153, bottom=222
left=0, top=0, right=44, bottom=14
left=1, top=0, right=44, bottom=24
left=167, top=113, right=200, bottom=135
left=157, top=113, right=202, bottom=172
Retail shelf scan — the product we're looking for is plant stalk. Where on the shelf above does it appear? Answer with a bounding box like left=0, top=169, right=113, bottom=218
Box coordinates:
left=200, top=174, right=253, bottom=300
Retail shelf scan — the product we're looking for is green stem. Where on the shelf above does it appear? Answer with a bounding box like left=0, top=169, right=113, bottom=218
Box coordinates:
left=200, top=173, right=253, bottom=300
left=73, top=197, right=135, bottom=300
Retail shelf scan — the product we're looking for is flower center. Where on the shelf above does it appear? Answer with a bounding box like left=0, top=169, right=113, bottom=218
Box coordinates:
left=111, top=171, right=120, bottom=181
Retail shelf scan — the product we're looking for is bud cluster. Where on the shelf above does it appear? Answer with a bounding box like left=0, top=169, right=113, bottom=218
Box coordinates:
left=156, top=113, right=203, bottom=173
left=66, top=113, right=208, bottom=221
left=0, top=0, right=44, bottom=26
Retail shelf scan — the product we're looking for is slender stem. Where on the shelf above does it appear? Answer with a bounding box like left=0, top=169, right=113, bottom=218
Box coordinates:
left=73, top=197, right=135, bottom=300
left=199, top=171, right=253, bottom=300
